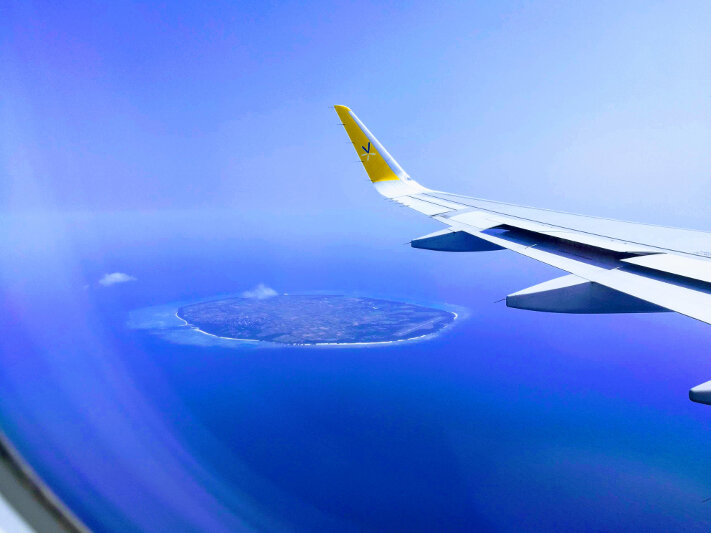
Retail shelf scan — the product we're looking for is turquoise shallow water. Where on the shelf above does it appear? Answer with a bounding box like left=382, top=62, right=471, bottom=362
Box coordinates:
left=128, top=293, right=465, bottom=348
left=2, top=211, right=711, bottom=532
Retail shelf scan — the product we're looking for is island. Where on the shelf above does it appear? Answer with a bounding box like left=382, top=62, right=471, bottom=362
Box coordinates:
left=176, top=295, right=456, bottom=345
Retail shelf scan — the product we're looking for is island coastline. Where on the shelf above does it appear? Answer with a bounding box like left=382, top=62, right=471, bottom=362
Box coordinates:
left=174, top=295, right=458, bottom=346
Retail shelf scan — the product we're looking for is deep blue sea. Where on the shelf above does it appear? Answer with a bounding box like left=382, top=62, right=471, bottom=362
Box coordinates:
left=2, top=210, right=711, bottom=532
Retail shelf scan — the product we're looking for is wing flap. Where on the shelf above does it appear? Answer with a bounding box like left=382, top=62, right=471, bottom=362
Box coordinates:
left=537, top=231, right=658, bottom=254
left=622, top=253, right=711, bottom=284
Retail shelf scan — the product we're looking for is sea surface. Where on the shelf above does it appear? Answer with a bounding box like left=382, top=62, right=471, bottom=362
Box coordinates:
left=1, top=210, right=711, bottom=532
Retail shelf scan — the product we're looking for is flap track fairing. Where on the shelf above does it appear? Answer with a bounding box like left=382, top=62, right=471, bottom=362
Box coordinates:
left=411, top=229, right=504, bottom=252
left=506, top=274, right=669, bottom=314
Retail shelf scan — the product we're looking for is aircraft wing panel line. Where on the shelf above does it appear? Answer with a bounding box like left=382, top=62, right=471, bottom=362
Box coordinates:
left=409, top=193, right=469, bottom=210
left=392, top=196, right=453, bottom=216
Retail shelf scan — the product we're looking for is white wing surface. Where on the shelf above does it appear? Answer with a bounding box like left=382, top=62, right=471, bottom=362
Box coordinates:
left=335, top=104, right=711, bottom=403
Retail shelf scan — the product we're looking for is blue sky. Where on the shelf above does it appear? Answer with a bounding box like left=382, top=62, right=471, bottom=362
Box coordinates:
left=4, top=0, right=711, bottom=229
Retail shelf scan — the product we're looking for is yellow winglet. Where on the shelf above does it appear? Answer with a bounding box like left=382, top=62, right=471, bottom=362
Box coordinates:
left=334, top=105, right=403, bottom=183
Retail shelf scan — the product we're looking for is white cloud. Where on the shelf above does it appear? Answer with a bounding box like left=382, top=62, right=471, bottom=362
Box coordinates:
left=241, top=283, right=277, bottom=299
left=99, top=272, right=137, bottom=287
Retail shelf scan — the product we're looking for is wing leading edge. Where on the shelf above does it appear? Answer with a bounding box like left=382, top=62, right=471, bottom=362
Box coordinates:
left=335, top=105, right=711, bottom=404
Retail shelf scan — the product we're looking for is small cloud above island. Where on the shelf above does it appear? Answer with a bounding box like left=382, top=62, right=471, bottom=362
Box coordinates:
left=99, top=272, right=137, bottom=287
left=241, top=283, right=277, bottom=299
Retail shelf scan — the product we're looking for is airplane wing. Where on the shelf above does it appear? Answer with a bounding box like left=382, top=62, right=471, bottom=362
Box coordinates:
left=334, top=105, right=711, bottom=404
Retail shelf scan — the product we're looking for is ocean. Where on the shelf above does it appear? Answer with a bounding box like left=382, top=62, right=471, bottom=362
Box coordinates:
left=1, top=210, right=711, bottom=532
